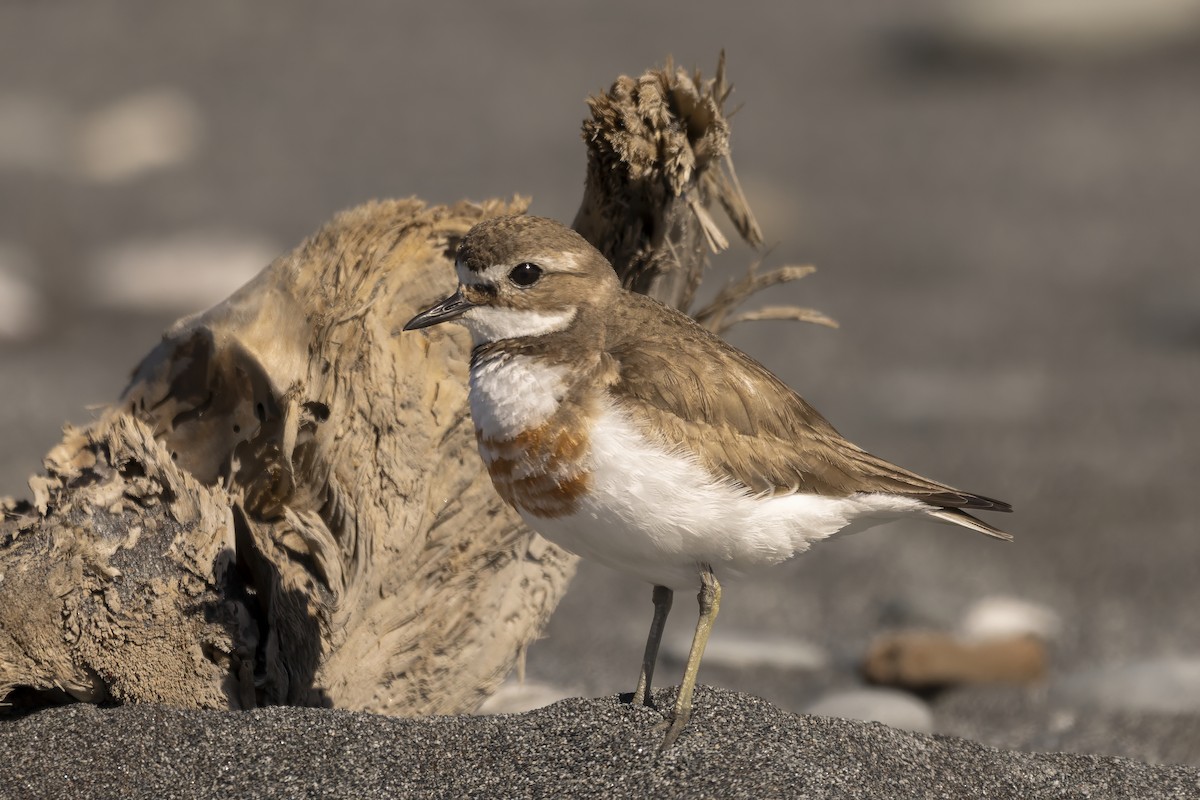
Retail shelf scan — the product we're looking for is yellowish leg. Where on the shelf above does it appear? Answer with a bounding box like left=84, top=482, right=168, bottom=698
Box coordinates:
left=632, top=585, right=673, bottom=706
left=660, top=567, right=721, bottom=750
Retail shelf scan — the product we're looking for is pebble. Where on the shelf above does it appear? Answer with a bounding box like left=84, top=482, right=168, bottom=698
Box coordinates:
left=476, top=680, right=575, bottom=715
left=86, top=232, right=281, bottom=312
left=863, top=630, right=1047, bottom=688
left=959, top=595, right=1062, bottom=642
left=805, top=687, right=935, bottom=733
left=1057, top=657, right=1200, bottom=713
left=74, top=88, right=203, bottom=183
left=915, top=0, right=1200, bottom=60
left=664, top=629, right=829, bottom=672
left=0, top=243, right=44, bottom=341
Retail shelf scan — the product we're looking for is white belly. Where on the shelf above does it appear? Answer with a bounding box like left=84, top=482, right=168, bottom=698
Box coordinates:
left=524, top=403, right=927, bottom=591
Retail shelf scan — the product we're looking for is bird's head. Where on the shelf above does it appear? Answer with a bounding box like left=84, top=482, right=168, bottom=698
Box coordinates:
left=403, top=215, right=619, bottom=345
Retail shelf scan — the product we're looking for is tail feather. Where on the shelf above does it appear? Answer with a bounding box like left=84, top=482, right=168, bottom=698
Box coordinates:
left=927, top=508, right=1014, bottom=541
left=925, top=491, right=1012, bottom=514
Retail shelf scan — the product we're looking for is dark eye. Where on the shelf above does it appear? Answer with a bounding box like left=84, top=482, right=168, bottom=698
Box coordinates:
left=508, top=262, right=543, bottom=287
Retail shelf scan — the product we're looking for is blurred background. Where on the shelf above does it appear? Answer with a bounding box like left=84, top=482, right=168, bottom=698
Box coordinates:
left=2, top=0, right=1199, bottom=763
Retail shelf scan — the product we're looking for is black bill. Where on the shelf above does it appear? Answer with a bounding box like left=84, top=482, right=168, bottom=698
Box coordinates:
left=403, top=289, right=472, bottom=331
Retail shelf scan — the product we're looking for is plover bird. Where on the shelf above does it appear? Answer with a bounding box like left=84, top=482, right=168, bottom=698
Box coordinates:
left=404, top=214, right=1012, bottom=748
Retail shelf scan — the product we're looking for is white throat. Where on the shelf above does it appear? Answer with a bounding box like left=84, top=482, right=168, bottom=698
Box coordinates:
left=460, top=305, right=576, bottom=346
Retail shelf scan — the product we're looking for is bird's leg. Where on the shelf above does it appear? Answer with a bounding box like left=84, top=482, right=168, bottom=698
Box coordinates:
left=632, top=585, right=673, bottom=707
left=660, top=566, right=721, bottom=750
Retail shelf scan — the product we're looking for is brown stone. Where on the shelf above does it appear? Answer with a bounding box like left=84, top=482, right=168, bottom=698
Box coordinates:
left=863, top=631, right=1048, bottom=690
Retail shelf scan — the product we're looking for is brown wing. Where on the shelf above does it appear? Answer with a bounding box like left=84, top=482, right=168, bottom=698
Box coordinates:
left=605, top=293, right=1011, bottom=514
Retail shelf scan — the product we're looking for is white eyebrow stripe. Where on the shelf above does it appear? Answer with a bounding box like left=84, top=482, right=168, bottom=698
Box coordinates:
left=553, top=251, right=584, bottom=274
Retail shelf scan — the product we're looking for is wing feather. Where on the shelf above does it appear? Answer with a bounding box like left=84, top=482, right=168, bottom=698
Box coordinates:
left=606, top=293, right=1012, bottom=516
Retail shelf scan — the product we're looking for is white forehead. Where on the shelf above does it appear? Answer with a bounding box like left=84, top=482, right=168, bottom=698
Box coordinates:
left=455, top=251, right=584, bottom=286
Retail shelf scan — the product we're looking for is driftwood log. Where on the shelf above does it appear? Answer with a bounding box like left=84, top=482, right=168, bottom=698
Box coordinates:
left=0, top=57, right=830, bottom=714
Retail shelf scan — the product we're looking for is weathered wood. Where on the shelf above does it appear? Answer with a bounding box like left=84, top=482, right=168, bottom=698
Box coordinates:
left=1, top=58, right=822, bottom=714
left=4, top=198, right=553, bottom=714
left=573, top=53, right=763, bottom=311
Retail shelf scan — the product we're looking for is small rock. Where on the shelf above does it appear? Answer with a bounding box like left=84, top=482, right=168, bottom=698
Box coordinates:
left=1057, top=657, right=1200, bottom=713
left=476, top=680, right=574, bottom=715
left=0, top=243, right=44, bottom=341
left=87, top=232, right=280, bottom=312
left=806, top=688, right=934, bottom=733
left=959, top=595, right=1062, bottom=642
left=74, top=88, right=203, bottom=183
left=911, top=0, right=1200, bottom=61
left=665, top=629, right=829, bottom=671
left=864, top=630, right=1047, bottom=689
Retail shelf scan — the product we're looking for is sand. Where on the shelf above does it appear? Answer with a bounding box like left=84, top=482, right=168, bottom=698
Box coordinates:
left=3, top=688, right=1198, bottom=800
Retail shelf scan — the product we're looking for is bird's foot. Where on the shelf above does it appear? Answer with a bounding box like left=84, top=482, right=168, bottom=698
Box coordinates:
left=624, top=692, right=658, bottom=712
left=655, top=706, right=692, bottom=751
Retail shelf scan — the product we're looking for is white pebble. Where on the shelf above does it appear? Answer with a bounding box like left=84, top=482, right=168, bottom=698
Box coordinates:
left=1057, top=658, right=1200, bottom=713
left=927, top=0, right=1200, bottom=59
left=476, top=680, right=574, bottom=715
left=806, top=688, right=935, bottom=733
left=74, top=88, right=203, bottom=183
left=959, top=595, right=1062, bottom=642
left=86, top=232, right=281, bottom=313
left=665, top=630, right=829, bottom=672
left=0, top=243, right=44, bottom=341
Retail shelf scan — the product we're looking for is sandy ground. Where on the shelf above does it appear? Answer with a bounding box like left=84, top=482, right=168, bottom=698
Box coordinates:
left=2, top=689, right=1198, bottom=800
left=2, top=0, right=1200, bottom=785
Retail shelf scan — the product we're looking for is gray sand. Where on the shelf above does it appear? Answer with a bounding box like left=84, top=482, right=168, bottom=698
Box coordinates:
left=2, top=688, right=1198, bottom=800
